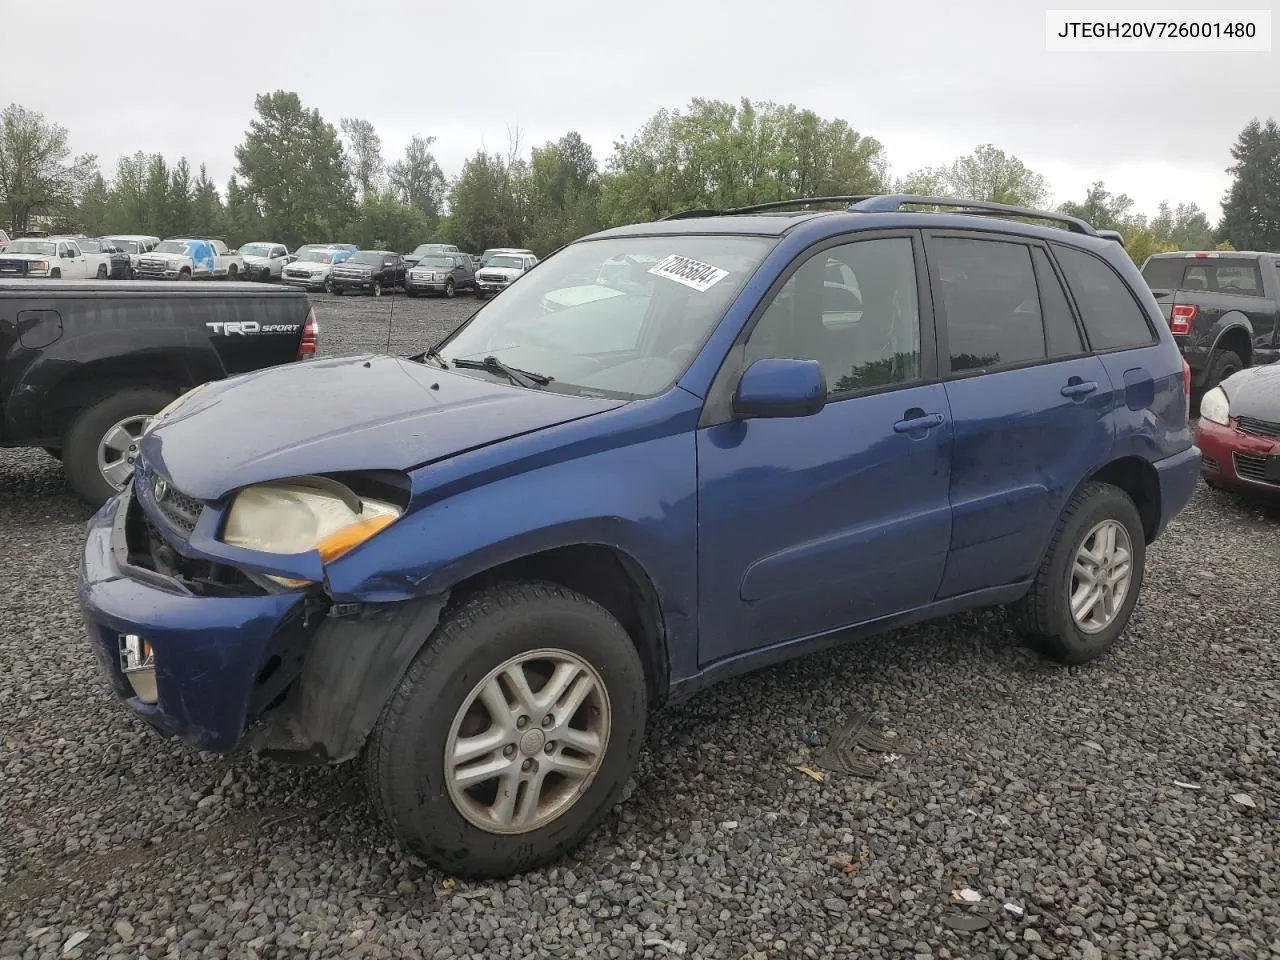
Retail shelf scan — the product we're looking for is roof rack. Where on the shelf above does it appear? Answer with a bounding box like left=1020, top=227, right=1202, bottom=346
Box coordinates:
left=849, top=195, right=1099, bottom=236
left=662, top=196, right=878, bottom=220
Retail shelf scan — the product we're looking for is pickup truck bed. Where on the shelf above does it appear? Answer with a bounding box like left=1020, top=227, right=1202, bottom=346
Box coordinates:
left=1, top=280, right=317, bottom=505
left=1141, top=251, right=1280, bottom=391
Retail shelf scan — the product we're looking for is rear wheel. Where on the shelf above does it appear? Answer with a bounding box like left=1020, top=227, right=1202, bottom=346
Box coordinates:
left=365, top=581, right=647, bottom=878
left=1012, top=482, right=1146, bottom=665
left=62, top=387, right=176, bottom=507
left=1204, top=349, right=1242, bottom=391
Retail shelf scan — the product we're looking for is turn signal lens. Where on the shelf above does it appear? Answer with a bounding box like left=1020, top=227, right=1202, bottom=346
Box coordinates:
left=316, top=514, right=397, bottom=563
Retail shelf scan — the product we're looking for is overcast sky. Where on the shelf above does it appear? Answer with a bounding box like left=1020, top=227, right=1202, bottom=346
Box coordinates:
left=3, top=0, right=1274, bottom=222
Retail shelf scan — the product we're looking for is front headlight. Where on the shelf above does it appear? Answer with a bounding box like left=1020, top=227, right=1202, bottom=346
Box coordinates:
left=221, top=476, right=401, bottom=567
left=30, top=261, right=48, bottom=273
left=1200, top=386, right=1230, bottom=425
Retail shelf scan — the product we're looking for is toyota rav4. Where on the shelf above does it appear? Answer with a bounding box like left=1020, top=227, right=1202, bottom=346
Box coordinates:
left=77, top=195, right=1200, bottom=878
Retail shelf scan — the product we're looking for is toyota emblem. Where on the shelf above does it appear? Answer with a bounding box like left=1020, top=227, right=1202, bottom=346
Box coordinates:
left=153, top=478, right=168, bottom=502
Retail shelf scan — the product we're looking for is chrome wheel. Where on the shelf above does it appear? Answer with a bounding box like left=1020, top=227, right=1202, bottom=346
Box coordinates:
left=97, top=414, right=151, bottom=490
left=444, top=648, right=610, bottom=835
left=1070, top=519, right=1133, bottom=634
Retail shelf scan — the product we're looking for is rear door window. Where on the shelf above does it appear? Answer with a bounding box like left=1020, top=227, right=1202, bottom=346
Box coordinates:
left=1053, top=244, right=1156, bottom=351
left=930, top=236, right=1047, bottom=373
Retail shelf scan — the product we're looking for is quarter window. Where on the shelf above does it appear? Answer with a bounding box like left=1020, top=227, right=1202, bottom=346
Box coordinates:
left=932, top=237, right=1046, bottom=373
left=1032, top=247, right=1083, bottom=357
left=1052, top=244, right=1156, bottom=351
left=744, top=237, right=922, bottom=395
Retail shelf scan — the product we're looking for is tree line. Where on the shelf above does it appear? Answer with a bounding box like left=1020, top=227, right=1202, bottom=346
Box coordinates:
left=1, top=94, right=1277, bottom=262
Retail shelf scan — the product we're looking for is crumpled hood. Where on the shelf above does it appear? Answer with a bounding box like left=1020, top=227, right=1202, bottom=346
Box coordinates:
left=241, top=254, right=273, bottom=265
left=1223, top=364, right=1280, bottom=422
left=140, top=354, right=625, bottom=500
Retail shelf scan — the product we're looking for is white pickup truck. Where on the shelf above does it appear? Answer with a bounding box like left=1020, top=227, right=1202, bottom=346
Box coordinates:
left=0, top=236, right=113, bottom=279
left=136, top=237, right=244, bottom=281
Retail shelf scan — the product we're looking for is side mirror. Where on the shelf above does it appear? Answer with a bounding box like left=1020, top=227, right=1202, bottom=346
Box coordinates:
left=732, top=358, right=827, bottom=420
left=61, top=250, right=75, bottom=259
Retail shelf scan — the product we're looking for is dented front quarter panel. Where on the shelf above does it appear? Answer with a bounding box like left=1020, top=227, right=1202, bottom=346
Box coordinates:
left=321, top=388, right=704, bottom=680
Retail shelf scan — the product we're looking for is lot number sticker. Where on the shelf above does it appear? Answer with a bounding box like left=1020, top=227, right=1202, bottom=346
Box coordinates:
left=648, top=254, right=729, bottom=292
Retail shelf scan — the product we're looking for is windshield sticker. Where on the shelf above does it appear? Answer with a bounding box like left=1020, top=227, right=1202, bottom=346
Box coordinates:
left=648, top=254, right=729, bottom=292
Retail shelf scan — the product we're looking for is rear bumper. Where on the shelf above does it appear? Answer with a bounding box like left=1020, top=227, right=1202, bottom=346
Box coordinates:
left=76, top=491, right=309, bottom=752
left=1151, top=445, right=1202, bottom=539
left=1196, top=418, right=1280, bottom=495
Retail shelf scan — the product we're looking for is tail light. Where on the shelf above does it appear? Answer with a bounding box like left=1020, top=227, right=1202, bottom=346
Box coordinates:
left=1169, top=303, right=1196, bottom=336
left=298, top=308, right=318, bottom=360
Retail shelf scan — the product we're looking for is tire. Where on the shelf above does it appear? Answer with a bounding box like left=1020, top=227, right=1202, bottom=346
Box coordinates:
left=42, top=447, right=62, bottom=461
left=178, top=269, right=191, bottom=281
left=1204, top=349, right=1242, bottom=391
left=62, top=387, right=176, bottom=508
left=406, top=289, right=419, bottom=298
left=372, top=279, right=383, bottom=298
left=365, top=581, right=647, bottom=878
left=50, top=269, right=61, bottom=279
left=443, top=279, right=455, bottom=299
left=1011, top=482, right=1146, bottom=665
left=96, top=264, right=108, bottom=279
left=476, top=290, right=487, bottom=301
left=128, top=267, right=136, bottom=280
left=227, top=264, right=239, bottom=281
left=333, top=285, right=343, bottom=296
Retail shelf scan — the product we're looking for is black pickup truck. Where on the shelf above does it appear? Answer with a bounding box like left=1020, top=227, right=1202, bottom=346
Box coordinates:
left=1141, top=251, right=1280, bottom=392
left=1, top=280, right=318, bottom=505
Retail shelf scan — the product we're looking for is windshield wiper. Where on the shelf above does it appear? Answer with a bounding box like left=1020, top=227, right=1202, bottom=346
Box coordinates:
left=450, top=355, right=553, bottom=388
left=408, top=344, right=449, bottom=368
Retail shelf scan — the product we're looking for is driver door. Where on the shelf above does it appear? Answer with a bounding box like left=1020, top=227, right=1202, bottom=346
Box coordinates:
left=695, top=231, right=954, bottom=665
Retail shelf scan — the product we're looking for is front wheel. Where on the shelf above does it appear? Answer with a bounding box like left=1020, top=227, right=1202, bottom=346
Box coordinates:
left=365, top=582, right=647, bottom=878
left=227, top=264, right=239, bottom=281
left=372, top=279, right=383, bottom=298
left=96, top=264, right=108, bottom=279
left=406, top=289, right=419, bottom=298
left=443, top=279, right=455, bottom=299
left=1011, top=482, right=1146, bottom=665
left=50, top=269, right=61, bottom=279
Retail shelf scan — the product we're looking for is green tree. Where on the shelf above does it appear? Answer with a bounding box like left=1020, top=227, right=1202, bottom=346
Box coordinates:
left=234, top=91, right=354, bottom=247
left=222, top=174, right=264, bottom=246
left=600, top=98, right=887, bottom=225
left=388, top=135, right=447, bottom=228
left=103, top=151, right=150, bottom=234
left=0, top=103, right=96, bottom=233
left=900, top=144, right=1049, bottom=207
left=345, top=190, right=431, bottom=252
left=143, top=155, right=171, bottom=235
left=448, top=149, right=525, bottom=252
left=525, top=131, right=601, bottom=254
left=341, top=116, right=384, bottom=202
left=78, top=171, right=111, bottom=234
left=190, top=164, right=224, bottom=239
left=1058, top=181, right=1135, bottom=231
left=168, top=158, right=195, bottom=236
left=1219, top=117, right=1280, bottom=251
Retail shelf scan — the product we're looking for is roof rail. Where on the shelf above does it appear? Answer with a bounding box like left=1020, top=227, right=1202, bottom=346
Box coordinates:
left=849, top=195, right=1099, bottom=236
left=662, top=196, right=878, bottom=220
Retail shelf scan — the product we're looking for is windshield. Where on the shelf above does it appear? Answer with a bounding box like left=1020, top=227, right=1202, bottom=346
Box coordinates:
left=239, top=243, right=274, bottom=257
left=411, top=244, right=450, bottom=257
left=155, top=240, right=189, bottom=254
left=348, top=252, right=387, bottom=265
left=108, top=239, right=139, bottom=254
left=79, top=239, right=103, bottom=252
left=4, top=240, right=55, bottom=255
left=417, top=256, right=455, bottom=268
left=437, top=235, right=773, bottom=400
left=298, top=250, right=334, bottom=263
left=488, top=255, right=525, bottom=269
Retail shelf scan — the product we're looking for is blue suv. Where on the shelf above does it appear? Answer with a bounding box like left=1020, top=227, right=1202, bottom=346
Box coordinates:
left=77, top=195, right=1200, bottom=877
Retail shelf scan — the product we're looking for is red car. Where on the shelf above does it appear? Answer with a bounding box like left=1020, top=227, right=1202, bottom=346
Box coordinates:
left=1195, top=364, right=1280, bottom=496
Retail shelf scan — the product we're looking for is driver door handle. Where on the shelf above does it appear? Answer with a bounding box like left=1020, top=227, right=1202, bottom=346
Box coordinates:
left=894, top=412, right=945, bottom=433
left=1061, top=379, right=1099, bottom=398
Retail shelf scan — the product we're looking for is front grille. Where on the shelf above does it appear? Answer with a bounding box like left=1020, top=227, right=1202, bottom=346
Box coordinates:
left=478, top=273, right=509, bottom=283
left=156, top=485, right=204, bottom=534
left=1233, top=453, right=1280, bottom=486
left=0, top=259, right=32, bottom=275
left=1237, top=416, right=1280, bottom=440
left=284, top=268, right=312, bottom=279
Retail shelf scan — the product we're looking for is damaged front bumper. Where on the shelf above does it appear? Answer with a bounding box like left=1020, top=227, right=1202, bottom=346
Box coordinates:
left=76, top=488, right=447, bottom=760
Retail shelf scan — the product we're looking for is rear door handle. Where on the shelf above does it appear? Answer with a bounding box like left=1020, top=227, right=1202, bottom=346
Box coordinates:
left=894, top=412, right=945, bottom=433
left=1061, top=380, right=1099, bottom=398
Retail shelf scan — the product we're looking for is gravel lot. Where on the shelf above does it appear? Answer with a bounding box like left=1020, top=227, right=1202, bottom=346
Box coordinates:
left=2, top=290, right=1278, bottom=959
